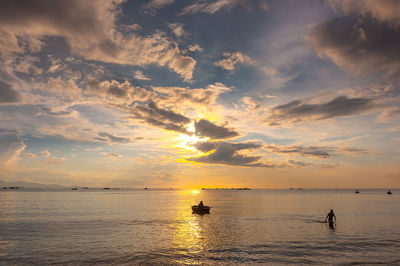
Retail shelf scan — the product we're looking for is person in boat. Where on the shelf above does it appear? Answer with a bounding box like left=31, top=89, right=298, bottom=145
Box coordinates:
left=325, top=209, right=336, bottom=224
left=198, top=201, right=204, bottom=207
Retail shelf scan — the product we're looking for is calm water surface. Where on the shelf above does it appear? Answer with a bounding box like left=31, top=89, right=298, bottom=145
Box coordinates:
left=1, top=189, right=399, bottom=265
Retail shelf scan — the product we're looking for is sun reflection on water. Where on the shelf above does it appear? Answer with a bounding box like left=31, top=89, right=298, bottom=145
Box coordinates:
left=172, top=190, right=208, bottom=264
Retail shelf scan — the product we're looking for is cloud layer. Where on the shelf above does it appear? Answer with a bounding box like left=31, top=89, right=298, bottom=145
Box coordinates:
left=194, top=119, right=239, bottom=139
left=267, top=96, right=376, bottom=125
left=188, top=141, right=271, bottom=167
left=309, top=1, right=400, bottom=80
left=0, top=0, right=196, bottom=80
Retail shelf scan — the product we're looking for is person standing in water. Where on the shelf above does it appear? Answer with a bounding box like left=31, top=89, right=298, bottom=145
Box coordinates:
left=325, top=209, right=336, bottom=228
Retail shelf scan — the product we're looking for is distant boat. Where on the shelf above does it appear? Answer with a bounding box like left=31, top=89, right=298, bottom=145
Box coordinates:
left=235, top=188, right=251, bottom=190
left=387, top=190, right=392, bottom=195
left=144, top=187, right=148, bottom=190
left=192, top=204, right=211, bottom=214
left=355, top=189, right=360, bottom=193
left=71, top=188, right=78, bottom=190
left=104, top=187, right=111, bottom=190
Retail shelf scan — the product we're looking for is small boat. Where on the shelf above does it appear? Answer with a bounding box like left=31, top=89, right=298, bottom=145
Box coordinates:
left=387, top=190, right=392, bottom=195
left=71, top=188, right=78, bottom=190
left=192, top=204, right=211, bottom=214
left=355, top=189, right=360, bottom=193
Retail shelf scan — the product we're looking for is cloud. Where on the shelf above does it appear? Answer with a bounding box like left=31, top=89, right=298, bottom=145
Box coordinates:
left=0, top=134, right=25, bottom=165
left=0, top=80, right=20, bottom=103
left=180, top=0, right=257, bottom=15
left=0, top=0, right=197, bottom=81
left=85, top=79, right=230, bottom=135
left=0, top=0, right=121, bottom=52
left=45, top=156, right=65, bottom=164
left=141, top=0, right=175, bottom=15
left=265, top=144, right=331, bottom=158
left=85, top=147, right=103, bottom=152
left=380, top=107, right=400, bottom=120
left=307, top=9, right=400, bottom=78
left=46, top=77, right=82, bottom=102
left=22, top=152, right=37, bottom=158
left=242, top=96, right=260, bottom=110
left=134, top=70, right=150, bottom=81
left=151, top=82, right=231, bottom=107
left=131, top=101, right=191, bottom=134
left=86, top=78, right=153, bottom=104
left=214, top=51, right=255, bottom=71
left=278, top=159, right=315, bottom=168
left=188, top=44, right=203, bottom=52
left=328, top=0, right=400, bottom=26
left=39, top=150, right=50, bottom=157
left=194, top=119, right=239, bottom=139
left=96, top=132, right=130, bottom=144
left=168, top=23, right=188, bottom=38
left=188, top=141, right=274, bottom=167
left=102, top=152, right=122, bottom=158
left=38, top=106, right=76, bottom=117
left=267, top=96, right=376, bottom=125
left=277, top=159, right=337, bottom=169
left=265, top=144, right=370, bottom=158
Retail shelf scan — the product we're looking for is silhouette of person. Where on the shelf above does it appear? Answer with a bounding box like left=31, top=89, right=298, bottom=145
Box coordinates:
left=199, top=201, right=204, bottom=207
left=325, top=209, right=336, bottom=228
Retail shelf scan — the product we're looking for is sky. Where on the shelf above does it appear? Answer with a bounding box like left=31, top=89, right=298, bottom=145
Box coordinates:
left=1, top=0, right=400, bottom=188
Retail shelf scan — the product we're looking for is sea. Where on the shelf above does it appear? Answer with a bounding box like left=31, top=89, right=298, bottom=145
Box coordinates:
left=0, top=188, right=399, bottom=265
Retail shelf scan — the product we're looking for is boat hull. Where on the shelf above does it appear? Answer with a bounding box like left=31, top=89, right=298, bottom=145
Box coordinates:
left=192, top=205, right=211, bottom=214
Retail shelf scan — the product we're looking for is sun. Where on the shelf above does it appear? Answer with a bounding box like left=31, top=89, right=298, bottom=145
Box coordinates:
left=174, top=122, right=206, bottom=152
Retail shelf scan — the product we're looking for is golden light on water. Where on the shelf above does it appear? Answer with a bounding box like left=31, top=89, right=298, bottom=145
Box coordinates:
left=172, top=192, right=207, bottom=264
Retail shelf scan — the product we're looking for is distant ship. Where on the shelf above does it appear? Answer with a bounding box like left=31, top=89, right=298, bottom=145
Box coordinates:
left=387, top=190, right=392, bottom=195
left=355, top=189, right=360, bottom=193
left=235, top=188, right=251, bottom=190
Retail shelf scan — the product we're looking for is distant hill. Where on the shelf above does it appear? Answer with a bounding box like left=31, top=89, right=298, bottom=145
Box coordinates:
left=0, top=181, right=65, bottom=188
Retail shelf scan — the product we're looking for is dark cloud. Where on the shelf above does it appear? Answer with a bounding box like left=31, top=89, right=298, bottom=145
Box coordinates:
left=132, top=101, right=191, bottom=134
left=107, top=83, right=127, bottom=98
left=265, top=145, right=331, bottom=158
left=188, top=141, right=273, bottom=167
left=96, top=132, right=130, bottom=144
left=194, top=119, right=239, bottom=139
left=338, top=147, right=369, bottom=155
left=307, top=12, right=400, bottom=79
left=0, top=80, right=20, bottom=103
left=279, top=159, right=315, bottom=168
left=265, top=144, right=369, bottom=158
left=0, top=0, right=119, bottom=40
left=268, top=96, right=375, bottom=125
